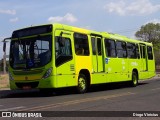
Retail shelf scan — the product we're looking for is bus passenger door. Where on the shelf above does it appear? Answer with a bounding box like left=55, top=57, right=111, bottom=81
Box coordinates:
left=91, top=36, right=105, bottom=84
left=55, top=30, right=76, bottom=88
left=140, top=44, right=148, bottom=78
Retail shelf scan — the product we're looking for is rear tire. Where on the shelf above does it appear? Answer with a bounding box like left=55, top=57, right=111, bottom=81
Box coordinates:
left=77, top=74, right=88, bottom=94
left=130, top=72, right=138, bottom=87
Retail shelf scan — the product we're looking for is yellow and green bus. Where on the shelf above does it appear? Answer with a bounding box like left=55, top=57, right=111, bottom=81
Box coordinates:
left=5, top=23, right=155, bottom=93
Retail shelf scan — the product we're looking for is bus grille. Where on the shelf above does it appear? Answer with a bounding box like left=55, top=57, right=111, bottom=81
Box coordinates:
left=15, top=82, right=39, bottom=88
left=13, top=69, right=43, bottom=75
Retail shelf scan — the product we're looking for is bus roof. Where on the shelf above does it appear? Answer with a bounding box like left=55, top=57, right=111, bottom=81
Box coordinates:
left=53, top=23, right=152, bottom=46
left=12, top=23, right=153, bottom=46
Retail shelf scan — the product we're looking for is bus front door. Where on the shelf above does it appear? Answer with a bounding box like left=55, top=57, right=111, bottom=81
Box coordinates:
left=91, top=36, right=105, bottom=84
left=55, top=30, right=76, bottom=88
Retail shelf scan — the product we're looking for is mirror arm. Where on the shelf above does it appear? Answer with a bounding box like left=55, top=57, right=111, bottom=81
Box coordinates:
left=1, top=37, right=11, bottom=74
left=60, top=31, right=63, bottom=36
left=2, top=37, right=12, bottom=42
left=2, top=37, right=11, bottom=52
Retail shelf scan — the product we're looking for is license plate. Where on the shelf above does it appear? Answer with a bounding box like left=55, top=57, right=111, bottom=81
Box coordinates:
left=23, top=86, right=31, bottom=90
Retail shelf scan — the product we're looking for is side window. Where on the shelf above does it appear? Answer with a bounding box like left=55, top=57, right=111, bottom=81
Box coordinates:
left=97, top=38, right=102, bottom=55
left=127, top=43, right=136, bottom=58
left=105, top=39, right=116, bottom=57
left=143, top=46, right=146, bottom=58
left=74, top=33, right=89, bottom=56
left=140, top=45, right=146, bottom=58
left=140, top=46, right=143, bottom=58
left=116, top=41, right=127, bottom=58
left=55, top=37, right=72, bottom=67
left=91, top=37, right=96, bottom=55
left=147, top=46, right=153, bottom=60
left=136, top=44, right=140, bottom=59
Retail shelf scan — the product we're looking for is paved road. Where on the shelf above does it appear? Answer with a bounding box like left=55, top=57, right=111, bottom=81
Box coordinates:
left=0, top=77, right=160, bottom=120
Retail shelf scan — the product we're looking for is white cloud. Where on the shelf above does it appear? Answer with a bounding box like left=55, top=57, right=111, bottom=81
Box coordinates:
left=146, top=19, right=160, bottom=24
left=9, top=17, right=19, bottom=23
left=104, top=1, right=126, bottom=16
left=48, top=13, right=77, bottom=23
left=0, top=9, right=16, bottom=15
left=104, top=0, right=160, bottom=16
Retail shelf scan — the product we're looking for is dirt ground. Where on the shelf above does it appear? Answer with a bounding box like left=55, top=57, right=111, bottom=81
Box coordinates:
left=0, top=74, right=9, bottom=89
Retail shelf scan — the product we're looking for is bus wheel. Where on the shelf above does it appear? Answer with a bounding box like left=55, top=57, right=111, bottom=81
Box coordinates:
left=131, top=72, right=138, bottom=87
left=77, top=74, right=88, bottom=94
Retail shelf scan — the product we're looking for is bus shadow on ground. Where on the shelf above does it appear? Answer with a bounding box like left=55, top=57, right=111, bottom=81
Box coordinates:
left=89, top=82, right=147, bottom=93
left=0, top=82, right=148, bottom=99
left=0, top=89, right=45, bottom=99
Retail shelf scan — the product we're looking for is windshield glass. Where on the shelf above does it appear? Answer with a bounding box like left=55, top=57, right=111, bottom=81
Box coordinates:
left=10, top=35, right=52, bottom=69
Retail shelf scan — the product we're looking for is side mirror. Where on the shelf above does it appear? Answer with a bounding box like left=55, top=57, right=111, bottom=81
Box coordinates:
left=2, top=37, right=11, bottom=52
left=58, top=37, right=65, bottom=47
left=58, top=32, right=64, bottom=47
left=3, top=42, right=6, bottom=52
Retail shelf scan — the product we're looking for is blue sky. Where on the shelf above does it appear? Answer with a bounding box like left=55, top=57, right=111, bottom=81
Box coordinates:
left=0, top=0, right=160, bottom=59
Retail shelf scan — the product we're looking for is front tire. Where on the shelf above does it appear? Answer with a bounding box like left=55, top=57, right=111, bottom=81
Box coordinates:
left=131, top=72, right=138, bottom=87
left=77, top=74, right=88, bottom=94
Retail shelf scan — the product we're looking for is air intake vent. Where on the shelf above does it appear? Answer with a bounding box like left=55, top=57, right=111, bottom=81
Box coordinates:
left=70, top=64, right=75, bottom=71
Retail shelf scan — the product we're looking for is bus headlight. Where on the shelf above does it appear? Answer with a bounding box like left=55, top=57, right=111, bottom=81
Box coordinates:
left=42, top=67, right=52, bottom=79
left=9, top=72, right=14, bottom=81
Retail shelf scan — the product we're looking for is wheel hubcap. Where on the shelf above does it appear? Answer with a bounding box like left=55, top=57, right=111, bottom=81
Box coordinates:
left=79, top=78, right=86, bottom=90
left=133, top=75, right=137, bottom=85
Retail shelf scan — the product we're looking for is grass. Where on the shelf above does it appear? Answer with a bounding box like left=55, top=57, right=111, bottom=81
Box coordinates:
left=0, top=74, right=9, bottom=89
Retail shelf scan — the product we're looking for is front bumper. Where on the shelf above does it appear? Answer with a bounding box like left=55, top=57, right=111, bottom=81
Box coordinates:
left=10, top=76, right=55, bottom=90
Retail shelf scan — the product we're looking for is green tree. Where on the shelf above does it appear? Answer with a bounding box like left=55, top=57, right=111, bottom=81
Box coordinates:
left=135, top=23, right=160, bottom=50
left=135, top=23, right=160, bottom=66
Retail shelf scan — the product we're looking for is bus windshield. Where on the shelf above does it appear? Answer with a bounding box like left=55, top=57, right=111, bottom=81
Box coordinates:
left=10, top=35, right=52, bottom=69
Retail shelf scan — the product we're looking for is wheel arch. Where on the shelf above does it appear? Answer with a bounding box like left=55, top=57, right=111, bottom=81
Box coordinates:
left=132, top=68, right=139, bottom=80
left=79, top=69, right=91, bottom=87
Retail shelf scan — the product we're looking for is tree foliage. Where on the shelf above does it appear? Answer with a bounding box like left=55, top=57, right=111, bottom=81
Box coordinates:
left=135, top=23, right=160, bottom=50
